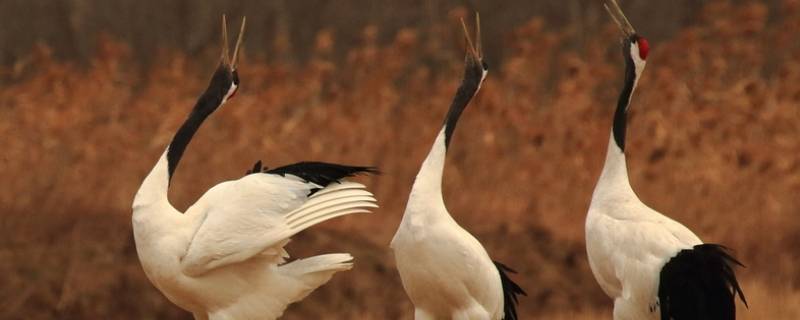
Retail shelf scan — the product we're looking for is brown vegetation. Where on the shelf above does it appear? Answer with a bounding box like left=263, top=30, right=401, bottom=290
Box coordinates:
left=1, top=1, right=799, bottom=319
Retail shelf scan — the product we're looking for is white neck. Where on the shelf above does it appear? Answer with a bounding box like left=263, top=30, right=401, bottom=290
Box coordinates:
left=631, top=45, right=646, bottom=80
left=415, top=128, right=447, bottom=193
left=133, top=149, right=172, bottom=210
left=403, top=127, right=453, bottom=223
left=592, top=133, right=636, bottom=202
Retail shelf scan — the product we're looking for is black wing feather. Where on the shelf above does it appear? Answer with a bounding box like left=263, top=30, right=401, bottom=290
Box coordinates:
left=658, top=244, right=747, bottom=320
left=264, top=161, right=378, bottom=187
left=245, top=160, right=264, bottom=175
left=494, top=261, right=526, bottom=320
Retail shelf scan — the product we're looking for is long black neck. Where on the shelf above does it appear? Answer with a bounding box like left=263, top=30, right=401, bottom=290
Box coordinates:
left=166, top=86, right=224, bottom=183
left=612, top=50, right=637, bottom=151
left=443, top=67, right=482, bottom=149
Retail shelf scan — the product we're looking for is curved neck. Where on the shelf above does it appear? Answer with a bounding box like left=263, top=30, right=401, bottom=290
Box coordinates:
left=134, top=82, right=224, bottom=207
left=593, top=133, right=635, bottom=201
left=166, top=107, right=216, bottom=182
left=612, top=53, right=639, bottom=151
left=595, top=49, right=644, bottom=201
left=413, top=69, right=481, bottom=195
left=443, top=70, right=482, bottom=149
left=413, top=128, right=448, bottom=196
left=403, top=128, right=451, bottom=226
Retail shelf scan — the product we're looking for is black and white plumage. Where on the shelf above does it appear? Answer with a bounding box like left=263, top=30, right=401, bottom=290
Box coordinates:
left=495, top=261, right=526, bottom=320
left=585, top=2, right=747, bottom=319
left=658, top=244, right=746, bottom=320
left=131, top=17, right=378, bottom=320
left=390, top=16, right=525, bottom=320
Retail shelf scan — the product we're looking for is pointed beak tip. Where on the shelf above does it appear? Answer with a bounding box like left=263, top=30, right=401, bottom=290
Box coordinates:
left=459, top=14, right=483, bottom=64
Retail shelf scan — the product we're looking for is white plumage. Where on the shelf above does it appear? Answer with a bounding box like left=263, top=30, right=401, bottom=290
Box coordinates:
left=134, top=163, right=375, bottom=319
left=391, top=16, right=523, bottom=320
left=132, top=17, right=377, bottom=320
left=586, top=135, right=703, bottom=319
left=586, top=2, right=745, bottom=319
left=392, top=129, right=506, bottom=320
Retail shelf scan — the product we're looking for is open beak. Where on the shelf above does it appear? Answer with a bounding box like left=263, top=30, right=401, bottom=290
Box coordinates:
left=604, top=0, right=636, bottom=37
left=459, top=13, right=483, bottom=64
left=220, top=15, right=247, bottom=70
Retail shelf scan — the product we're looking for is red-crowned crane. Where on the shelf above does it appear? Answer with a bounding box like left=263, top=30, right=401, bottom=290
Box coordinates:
left=132, top=17, right=378, bottom=320
left=390, top=16, right=525, bottom=320
left=585, top=1, right=747, bottom=319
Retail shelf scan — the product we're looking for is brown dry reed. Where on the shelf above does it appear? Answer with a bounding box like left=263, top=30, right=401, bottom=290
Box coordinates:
left=0, top=2, right=799, bottom=319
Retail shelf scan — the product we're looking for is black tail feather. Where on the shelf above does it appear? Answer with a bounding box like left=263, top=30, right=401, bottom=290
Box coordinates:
left=658, top=244, right=747, bottom=320
left=494, top=261, right=526, bottom=320
left=245, top=160, right=265, bottom=175
left=264, top=161, right=379, bottom=187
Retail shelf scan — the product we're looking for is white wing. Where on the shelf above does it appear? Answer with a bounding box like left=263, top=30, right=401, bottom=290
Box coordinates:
left=179, top=173, right=377, bottom=276
left=588, top=203, right=702, bottom=302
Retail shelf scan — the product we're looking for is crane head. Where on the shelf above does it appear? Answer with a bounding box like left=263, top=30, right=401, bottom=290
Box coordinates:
left=604, top=0, right=649, bottom=64
left=210, top=15, right=246, bottom=107
left=460, top=13, right=488, bottom=88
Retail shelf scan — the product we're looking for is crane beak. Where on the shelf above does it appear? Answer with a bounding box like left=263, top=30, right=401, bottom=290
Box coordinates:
left=220, top=15, right=247, bottom=70
left=460, top=13, right=483, bottom=65
left=231, top=17, right=246, bottom=70
left=604, top=0, right=636, bottom=38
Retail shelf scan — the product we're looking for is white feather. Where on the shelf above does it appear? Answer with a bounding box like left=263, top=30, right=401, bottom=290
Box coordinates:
left=586, top=134, right=702, bottom=320
left=391, top=129, right=505, bottom=319
left=133, top=156, right=377, bottom=320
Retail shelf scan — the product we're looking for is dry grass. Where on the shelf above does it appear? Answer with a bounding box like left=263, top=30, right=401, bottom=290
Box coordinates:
left=1, top=2, right=799, bottom=319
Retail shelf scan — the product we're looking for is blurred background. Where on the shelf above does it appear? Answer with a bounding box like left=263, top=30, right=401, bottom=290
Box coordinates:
left=1, top=0, right=799, bottom=319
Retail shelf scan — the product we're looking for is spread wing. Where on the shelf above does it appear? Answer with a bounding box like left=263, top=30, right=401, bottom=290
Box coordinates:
left=180, top=162, right=377, bottom=276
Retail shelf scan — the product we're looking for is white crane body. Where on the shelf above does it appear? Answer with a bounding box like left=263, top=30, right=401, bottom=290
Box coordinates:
left=132, top=17, right=377, bottom=320
left=391, top=16, right=524, bottom=320
left=392, top=130, right=505, bottom=320
left=586, top=2, right=746, bottom=319
left=586, top=135, right=702, bottom=319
